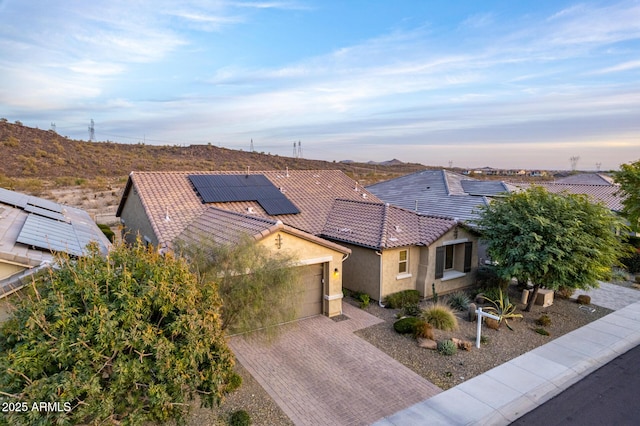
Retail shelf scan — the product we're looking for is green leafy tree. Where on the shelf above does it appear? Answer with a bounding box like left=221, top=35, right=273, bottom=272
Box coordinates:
left=0, top=240, right=237, bottom=426
left=474, top=187, right=629, bottom=311
left=613, top=159, right=640, bottom=232
left=178, top=235, right=299, bottom=335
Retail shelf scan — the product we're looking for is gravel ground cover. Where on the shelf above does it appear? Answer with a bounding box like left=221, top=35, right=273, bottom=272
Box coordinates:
left=186, top=283, right=631, bottom=424
left=353, top=285, right=613, bottom=390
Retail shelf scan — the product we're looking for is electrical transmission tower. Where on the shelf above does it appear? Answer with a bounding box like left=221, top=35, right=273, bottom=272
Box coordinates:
left=250, top=139, right=254, bottom=152
left=88, top=119, right=95, bottom=142
left=293, top=141, right=297, bottom=158
left=50, top=122, right=56, bottom=133
left=297, top=141, right=302, bottom=159
left=569, top=156, right=580, bottom=171
left=448, top=160, right=453, bottom=169
left=596, top=162, right=602, bottom=171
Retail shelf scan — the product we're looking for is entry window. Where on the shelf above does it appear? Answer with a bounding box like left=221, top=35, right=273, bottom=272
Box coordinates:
left=445, top=245, right=454, bottom=270
left=399, top=249, right=408, bottom=273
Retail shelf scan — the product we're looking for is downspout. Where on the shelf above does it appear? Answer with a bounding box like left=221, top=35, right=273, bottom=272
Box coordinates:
left=340, top=253, right=350, bottom=315
left=376, top=250, right=385, bottom=307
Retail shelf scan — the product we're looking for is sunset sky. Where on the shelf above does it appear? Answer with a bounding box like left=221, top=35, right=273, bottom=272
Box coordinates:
left=1, top=1, right=639, bottom=170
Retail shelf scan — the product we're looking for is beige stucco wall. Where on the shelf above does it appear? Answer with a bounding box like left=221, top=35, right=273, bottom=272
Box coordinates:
left=336, top=225, right=480, bottom=303
left=258, top=231, right=346, bottom=317
left=426, top=226, right=479, bottom=298
left=340, top=243, right=380, bottom=299
left=0, top=262, right=25, bottom=281
left=379, top=246, right=422, bottom=300
left=119, top=189, right=158, bottom=246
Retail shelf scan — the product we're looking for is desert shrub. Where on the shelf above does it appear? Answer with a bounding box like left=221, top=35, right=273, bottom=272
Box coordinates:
left=556, top=286, right=575, bottom=299
left=413, top=321, right=434, bottom=340
left=437, top=340, right=457, bottom=356
left=355, top=292, right=370, bottom=309
left=402, top=302, right=422, bottom=317
left=447, top=291, right=470, bottom=311
left=230, top=410, right=251, bottom=426
left=475, top=286, right=501, bottom=303
left=534, top=327, right=550, bottom=336
left=577, top=295, right=591, bottom=305
left=226, top=372, right=242, bottom=393
left=97, top=223, right=115, bottom=242
left=536, top=314, right=551, bottom=327
left=485, top=318, right=500, bottom=330
left=421, top=303, right=458, bottom=331
left=384, top=289, right=421, bottom=309
left=393, top=317, right=423, bottom=334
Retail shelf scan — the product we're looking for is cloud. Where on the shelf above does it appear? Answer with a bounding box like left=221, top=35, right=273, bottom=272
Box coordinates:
left=593, top=60, right=640, bottom=74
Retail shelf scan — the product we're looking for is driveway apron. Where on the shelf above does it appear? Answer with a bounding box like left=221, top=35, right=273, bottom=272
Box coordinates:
left=229, top=303, right=441, bottom=426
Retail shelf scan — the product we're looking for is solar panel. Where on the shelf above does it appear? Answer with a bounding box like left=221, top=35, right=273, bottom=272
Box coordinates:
left=27, top=196, right=63, bottom=213
left=188, top=174, right=300, bottom=215
left=0, top=187, right=28, bottom=208
left=24, top=204, right=69, bottom=222
left=17, top=214, right=83, bottom=256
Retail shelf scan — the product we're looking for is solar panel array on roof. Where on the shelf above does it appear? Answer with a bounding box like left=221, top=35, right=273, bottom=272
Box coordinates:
left=0, top=187, right=28, bottom=208
left=24, top=204, right=69, bottom=222
left=17, top=214, right=84, bottom=256
left=188, top=174, right=300, bottom=215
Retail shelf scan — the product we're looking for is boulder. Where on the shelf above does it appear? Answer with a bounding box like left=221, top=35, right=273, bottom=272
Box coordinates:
left=417, top=338, right=437, bottom=350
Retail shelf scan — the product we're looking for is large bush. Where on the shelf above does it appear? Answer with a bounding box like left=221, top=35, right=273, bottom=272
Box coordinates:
left=384, top=290, right=421, bottom=309
left=0, top=240, right=237, bottom=426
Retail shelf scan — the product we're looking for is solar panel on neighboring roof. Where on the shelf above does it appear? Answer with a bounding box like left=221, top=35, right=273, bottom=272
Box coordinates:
left=24, top=204, right=69, bottom=222
left=188, top=174, right=300, bottom=215
left=0, top=187, right=28, bottom=208
left=17, top=214, right=83, bottom=256
left=27, top=196, right=63, bottom=213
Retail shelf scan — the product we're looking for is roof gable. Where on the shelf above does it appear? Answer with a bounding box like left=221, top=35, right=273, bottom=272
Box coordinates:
left=321, top=199, right=456, bottom=249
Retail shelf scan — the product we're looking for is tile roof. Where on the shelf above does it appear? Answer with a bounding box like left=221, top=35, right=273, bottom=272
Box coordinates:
left=555, top=173, right=615, bottom=185
left=117, top=170, right=381, bottom=250
left=511, top=182, right=624, bottom=212
left=321, top=199, right=456, bottom=250
left=177, top=206, right=350, bottom=254
left=366, top=170, right=513, bottom=222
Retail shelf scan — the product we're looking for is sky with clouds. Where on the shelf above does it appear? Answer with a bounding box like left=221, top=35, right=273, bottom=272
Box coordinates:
left=0, top=0, right=639, bottom=170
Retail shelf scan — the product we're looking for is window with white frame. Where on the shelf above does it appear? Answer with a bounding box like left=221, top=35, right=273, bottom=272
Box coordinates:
left=398, top=249, right=408, bottom=274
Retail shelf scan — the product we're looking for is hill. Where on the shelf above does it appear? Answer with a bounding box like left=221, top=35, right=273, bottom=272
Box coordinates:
left=0, top=120, right=427, bottom=185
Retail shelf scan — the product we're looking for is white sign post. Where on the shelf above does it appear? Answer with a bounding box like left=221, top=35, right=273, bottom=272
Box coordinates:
left=475, top=307, right=501, bottom=348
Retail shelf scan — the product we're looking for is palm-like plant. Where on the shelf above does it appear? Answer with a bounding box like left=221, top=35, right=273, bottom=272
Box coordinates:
left=484, top=289, right=523, bottom=330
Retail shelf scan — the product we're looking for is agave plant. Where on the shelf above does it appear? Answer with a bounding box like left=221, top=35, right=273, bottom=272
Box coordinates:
left=484, top=289, right=523, bottom=330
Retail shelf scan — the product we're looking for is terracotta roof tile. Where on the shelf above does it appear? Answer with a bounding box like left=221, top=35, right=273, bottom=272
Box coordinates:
left=120, top=170, right=381, bottom=248
left=322, top=199, right=456, bottom=249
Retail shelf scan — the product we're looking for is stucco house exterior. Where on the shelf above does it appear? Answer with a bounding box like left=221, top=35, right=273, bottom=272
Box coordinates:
left=116, top=170, right=375, bottom=319
left=321, top=199, right=478, bottom=302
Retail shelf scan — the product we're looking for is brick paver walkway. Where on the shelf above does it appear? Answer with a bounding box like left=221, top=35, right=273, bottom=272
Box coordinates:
left=575, top=281, right=640, bottom=311
left=230, top=303, right=441, bottom=426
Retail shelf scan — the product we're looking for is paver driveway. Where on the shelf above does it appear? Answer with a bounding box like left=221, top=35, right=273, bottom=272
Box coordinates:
left=229, top=303, right=441, bottom=426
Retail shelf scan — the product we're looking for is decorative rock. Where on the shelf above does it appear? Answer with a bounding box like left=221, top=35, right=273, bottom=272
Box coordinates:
left=451, top=337, right=473, bottom=351
left=485, top=318, right=500, bottom=330
left=577, top=294, right=591, bottom=305
left=417, top=338, right=437, bottom=350
left=468, top=302, right=477, bottom=322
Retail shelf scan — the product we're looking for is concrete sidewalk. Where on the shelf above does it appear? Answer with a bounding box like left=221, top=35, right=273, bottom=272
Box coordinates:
left=373, top=299, right=640, bottom=426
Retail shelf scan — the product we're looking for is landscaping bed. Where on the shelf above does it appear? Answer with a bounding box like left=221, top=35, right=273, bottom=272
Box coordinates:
left=351, top=286, right=613, bottom=390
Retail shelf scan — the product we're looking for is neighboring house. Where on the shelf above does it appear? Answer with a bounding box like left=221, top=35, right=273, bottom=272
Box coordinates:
left=554, top=173, right=615, bottom=185
left=116, top=170, right=376, bottom=319
left=0, top=187, right=111, bottom=319
left=366, top=169, right=515, bottom=224
left=512, top=182, right=623, bottom=213
left=321, top=199, right=478, bottom=302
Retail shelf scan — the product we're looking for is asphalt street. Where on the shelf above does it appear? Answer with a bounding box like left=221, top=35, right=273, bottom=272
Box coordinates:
left=511, top=343, right=640, bottom=426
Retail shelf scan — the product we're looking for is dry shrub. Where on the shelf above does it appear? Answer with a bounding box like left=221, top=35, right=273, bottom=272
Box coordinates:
left=421, top=303, right=458, bottom=331
left=413, top=321, right=434, bottom=340
left=577, top=295, right=591, bottom=305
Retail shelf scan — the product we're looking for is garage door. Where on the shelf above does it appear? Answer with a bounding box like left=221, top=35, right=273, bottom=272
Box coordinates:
left=296, top=263, right=323, bottom=319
